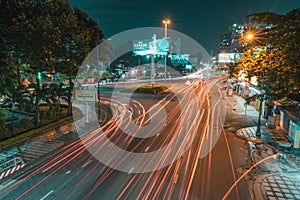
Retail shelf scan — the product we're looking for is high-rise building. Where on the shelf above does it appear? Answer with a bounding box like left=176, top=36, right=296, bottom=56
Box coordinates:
left=230, top=23, right=245, bottom=52
left=219, top=32, right=232, bottom=53
left=219, top=23, right=247, bottom=53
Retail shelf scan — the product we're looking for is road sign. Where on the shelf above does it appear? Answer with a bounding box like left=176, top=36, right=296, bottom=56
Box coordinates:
left=75, top=90, right=96, bottom=102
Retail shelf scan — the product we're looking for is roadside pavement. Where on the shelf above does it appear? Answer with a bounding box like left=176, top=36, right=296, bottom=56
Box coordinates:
left=225, top=92, right=300, bottom=200
left=0, top=102, right=102, bottom=182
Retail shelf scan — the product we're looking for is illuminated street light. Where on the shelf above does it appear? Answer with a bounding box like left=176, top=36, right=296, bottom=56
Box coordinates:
left=162, top=19, right=170, bottom=83
left=246, top=34, right=254, bottom=40
left=242, top=32, right=265, bottom=139
left=162, top=19, right=170, bottom=38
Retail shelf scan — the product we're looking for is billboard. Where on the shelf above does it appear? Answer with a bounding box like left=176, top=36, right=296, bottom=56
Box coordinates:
left=133, top=34, right=169, bottom=55
left=132, top=39, right=152, bottom=52
left=218, top=53, right=242, bottom=63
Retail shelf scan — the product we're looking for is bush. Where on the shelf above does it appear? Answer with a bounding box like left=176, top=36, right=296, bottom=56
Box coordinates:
left=136, top=84, right=170, bottom=94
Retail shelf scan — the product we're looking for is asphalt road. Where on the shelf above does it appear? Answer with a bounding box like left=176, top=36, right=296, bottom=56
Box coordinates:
left=0, top=76, right=251, bottom=200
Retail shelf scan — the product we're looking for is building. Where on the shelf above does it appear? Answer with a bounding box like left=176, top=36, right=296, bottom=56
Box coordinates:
left=219, top=23, right=246, bottom=54
left=219, top=32, right=231, bottom=53
left=229, top=23, right=245, bottom=52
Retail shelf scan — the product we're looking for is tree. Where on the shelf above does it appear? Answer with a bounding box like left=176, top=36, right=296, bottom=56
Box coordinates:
left=246, top=8, right=300, bottom=99
left=60, top=7, right=104, bottom=115
left=1, top=0, right=105, bottom=117
left=0, top=107, right=8, bottom=139
left=28, top=81, right=49, bottom=128
left=2, top=85, right=29, bottom=112
left=42, top=83, right=68, bottom=121
left=235, top=46, right=267, bottom=81
left=0, top=0, right=35, bottom=93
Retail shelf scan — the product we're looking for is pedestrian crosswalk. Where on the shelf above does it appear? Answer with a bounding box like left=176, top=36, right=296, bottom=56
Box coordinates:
left=20, top=140, right=64, bottom=163
left=1, top=122, right=79, bottom=165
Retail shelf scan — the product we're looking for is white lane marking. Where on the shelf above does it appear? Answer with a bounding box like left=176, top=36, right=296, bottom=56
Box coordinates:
left=82, top=160, right=92, bottom=168
left=145, top=146, right=150, bottom=152
left=40, top=190, right=54, bottom=200
left=0, top=179, right=16, bottom=189
left=128, top=167, right=134, bottom=174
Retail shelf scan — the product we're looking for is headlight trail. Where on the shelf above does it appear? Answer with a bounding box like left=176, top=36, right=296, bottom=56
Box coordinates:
left=0, top=78, right=265, bottom=200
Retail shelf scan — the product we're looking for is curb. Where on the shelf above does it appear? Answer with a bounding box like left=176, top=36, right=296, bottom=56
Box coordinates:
left=235, top=129, right=265, bottom=144
left=253, top=173, right=271, bottom=200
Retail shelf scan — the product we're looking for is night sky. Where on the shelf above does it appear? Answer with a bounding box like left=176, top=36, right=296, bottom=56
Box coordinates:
left=69, top=0, right=300, bottom=52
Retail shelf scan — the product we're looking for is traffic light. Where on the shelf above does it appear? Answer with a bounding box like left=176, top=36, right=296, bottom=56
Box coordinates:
left=37, top=72, right=41, bottom=80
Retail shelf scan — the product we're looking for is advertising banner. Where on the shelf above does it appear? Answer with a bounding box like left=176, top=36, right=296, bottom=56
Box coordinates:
left=218, top=53, right=242, bottom=63
left=133, top=34, right=169, bottom=55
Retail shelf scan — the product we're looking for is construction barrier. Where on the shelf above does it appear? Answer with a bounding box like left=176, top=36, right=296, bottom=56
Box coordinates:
left=0, top=157, right=25, bottom=180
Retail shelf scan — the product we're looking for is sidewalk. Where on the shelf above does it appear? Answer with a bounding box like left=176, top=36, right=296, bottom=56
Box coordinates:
left=0, top=103, right=100, bottom=183
left=227, top=94, right=300, bottom=200
left=254, top=172, right=300, bottom=200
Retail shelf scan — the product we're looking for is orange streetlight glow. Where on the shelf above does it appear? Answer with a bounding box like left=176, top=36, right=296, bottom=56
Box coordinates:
left=246, top=34, right=254, bottom=40
left=162, top=19, right=171, bottom=38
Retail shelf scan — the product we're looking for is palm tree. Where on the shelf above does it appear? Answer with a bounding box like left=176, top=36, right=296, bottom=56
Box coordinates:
left=43, top=83, right=69, bottom=121
left=2, top=85, right=30, bottom=112
left=28, top=80, right=48, bottom=128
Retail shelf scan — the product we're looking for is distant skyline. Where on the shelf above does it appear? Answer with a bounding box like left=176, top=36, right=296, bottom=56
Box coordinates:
left=69, top=0, right=300, bottom=53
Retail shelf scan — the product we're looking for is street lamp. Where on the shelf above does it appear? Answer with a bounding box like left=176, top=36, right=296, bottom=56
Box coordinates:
left=162, top=19, right=170, bottom=83
left=97, top=79, right=101, bottom=122
left=246, top=34, right=254, bottom=40
left=162, top=19, right=170, bottom=38
left=256, top=89, right=265, bottom=137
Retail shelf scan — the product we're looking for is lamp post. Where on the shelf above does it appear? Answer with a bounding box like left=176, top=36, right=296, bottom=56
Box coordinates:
left=162, top=19, right=170, bottom=83
left=96, top=38, right=105, bottom=123
left=243, top=32, right=269, bottom=139
left=162, top=19, right=170, bottom=38
left=97, top=79, right=101, bottom=122
left=256, top=89, right=265, bottom=137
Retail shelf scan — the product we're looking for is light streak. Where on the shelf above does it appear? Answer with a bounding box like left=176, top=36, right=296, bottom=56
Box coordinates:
left=222, top=154, right=278, bottom=200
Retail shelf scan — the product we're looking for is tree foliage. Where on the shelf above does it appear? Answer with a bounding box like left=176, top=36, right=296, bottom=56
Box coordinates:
left=0, top=0, right=105, bottom=124
left=0, top=0, right=104, bottom=94
left=232, top=8, right=300, bottom=100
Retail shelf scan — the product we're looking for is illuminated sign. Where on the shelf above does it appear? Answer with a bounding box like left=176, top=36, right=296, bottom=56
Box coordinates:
left=133, top=39, right=151, bottom=52
left=171, top=54, right=189, bottom=63
left=218, top=53, right=242, bottom=63
left=133, top=34, right=169, bottom=56
left=186, top=64, right=192, bottom=70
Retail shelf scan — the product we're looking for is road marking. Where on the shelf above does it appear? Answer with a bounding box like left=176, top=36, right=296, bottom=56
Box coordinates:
left=128, top=167, right=134, bottom=174
left=145, top=146, right=150, bottom=152
left=82, top=160, right=92, bottom=168
left=125, top=129, right=131, bottom=134
left=40, top=190, right=54, bottom=200
left=0, top=179, right=16, bottom=189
